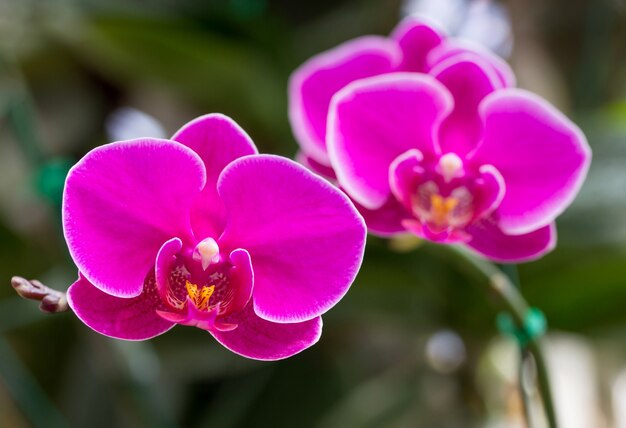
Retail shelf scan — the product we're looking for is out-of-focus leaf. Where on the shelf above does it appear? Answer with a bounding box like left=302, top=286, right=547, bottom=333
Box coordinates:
left=194, top=367, right=273, bottom=428
left=66, top=16, right=290, bottom=150
left=0, top=335, right=69, bottom=428
left=0, top=298, right=44, bottom=332
left=521, top=247, right=626, bottom=331
left=318, top=361, right=419, bottom=428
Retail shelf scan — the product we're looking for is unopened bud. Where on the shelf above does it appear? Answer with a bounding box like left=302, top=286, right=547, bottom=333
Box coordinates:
left=11, top=276, right=69, bottom=313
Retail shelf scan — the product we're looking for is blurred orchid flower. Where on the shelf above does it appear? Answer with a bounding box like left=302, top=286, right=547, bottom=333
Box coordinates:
left=290, top=18, right=513, bottom=171
left=289, top=19, right=590, bottom=262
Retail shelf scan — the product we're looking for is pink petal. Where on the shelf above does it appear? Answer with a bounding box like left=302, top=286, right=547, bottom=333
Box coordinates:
left=217, top=155, right=366, bottom=323
left=63, top=139, right=206, bottom=297
left=67, top=274, right=175, bottom=341
left=155, top=238, right=183, bottom=300
left=296, top=151, right=338, bottom=181
left=473, top=165, right=506, bottom=218
left=172, top=114, right=258, bottom=238
left=469, top=89, right=592, bottom=235
left=390, top=16, right=444, bottom=72
left=389, top=148, right=426, bottom=211
left=156, top=298, right=236, bottom=333
left=432, top=53, right=503, bottom=156
left=357, top=198, right=408, bottom=236
left=289, top=36, right=402, bottom=165
left=224, top=248, right=255, bottom=317
left=465, top=219, right=556, bottom=263
left=211, top=303, right=322, bottom=361
left=428, top=39, right=516, bottom=88
left=328, top=73, right=453, bottom=209
left=403, top=219, right=470, bottom=243
left=297, top=151, right=405, bottom=235
left=297, top=152, right=406, bottom=236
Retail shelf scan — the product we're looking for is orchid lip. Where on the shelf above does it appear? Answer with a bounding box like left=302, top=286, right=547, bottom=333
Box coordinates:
left=154, top=241, right=254, bottom=333
left=390, top=150, right=504, bottom=243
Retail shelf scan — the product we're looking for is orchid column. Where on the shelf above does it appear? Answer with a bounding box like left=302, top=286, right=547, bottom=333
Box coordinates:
left=289, top=17, right=591, bottom=427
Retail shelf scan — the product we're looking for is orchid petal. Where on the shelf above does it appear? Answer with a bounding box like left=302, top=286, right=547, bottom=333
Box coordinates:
left=465, top=220, right=556, bottom=263
left=432, top=53, right=503, bottom=156
left=225, top=248, right=255, bottom=317
left=298, top=151, right=407, bottom=236
left=357, top=198, right=409, bottom=237
left=289, top=36, right=402, bottom=165
left=328, top=73, right=453, bottom=209
left=473, top=165, right=506, bottom=219
left=218, top=155, right=366, bottom=323
left=172, top=114, right=258, bottom=238
left=390, top=16, right=444, bottom=72
left=67, top=274, right=174, bottom=340
left=211, top=303, right=322, bottom=361
left=296, top=151, right=338, bottom=181
left=155, top=238, right=183, bottom=301
left=470, top=89, right=591, bottom=235
left=63, top=139, right=206, bottom=297
left=428, top=39, right=516, bottom=88
left=298, top=152, right=407, bottom=236
left=403, top=219, right=470, bottom=243
left=389, top=148, right=426, bottom=211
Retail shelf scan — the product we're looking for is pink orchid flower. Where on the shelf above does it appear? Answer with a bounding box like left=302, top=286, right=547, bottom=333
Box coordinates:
left=64, top=114, right=366, bottom=360
left=289, top=19, right=590, bottom=262
left=290, top=17, right=513, bottom=170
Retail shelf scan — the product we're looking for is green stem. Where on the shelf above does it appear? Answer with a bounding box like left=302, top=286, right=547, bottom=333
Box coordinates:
left=449, top=247, right=558, bottom=428
left=518, top=348, right=533, bottom=428
left=498, top=263, right=521, bottom=288
left=528, top=338, right=557, bottom=428
left=501, top=264, right=534, bottom=427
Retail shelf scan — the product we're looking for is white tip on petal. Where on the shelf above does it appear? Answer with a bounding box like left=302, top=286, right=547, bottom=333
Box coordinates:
left=192, top=238, right=220, bottom=271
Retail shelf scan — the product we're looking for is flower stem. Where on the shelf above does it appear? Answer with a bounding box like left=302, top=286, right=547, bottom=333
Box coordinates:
left=518, top=348, right=533, bottom=428
left=448, top=247, right=558, bottom=428
left=499, top=263, right=534, bottom=425
left=527, top=338, right=557, bottom=428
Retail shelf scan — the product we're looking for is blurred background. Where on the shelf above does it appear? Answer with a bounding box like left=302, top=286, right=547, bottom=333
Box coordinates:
left=1, top=0, right=625, bottom=426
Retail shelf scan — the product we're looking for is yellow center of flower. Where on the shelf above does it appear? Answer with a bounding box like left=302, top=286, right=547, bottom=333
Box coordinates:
left=429, top=194, right=459, bottom=227
left=185, top=280, right=215, bottom=311
left=412, top=182, right=473, bottom=232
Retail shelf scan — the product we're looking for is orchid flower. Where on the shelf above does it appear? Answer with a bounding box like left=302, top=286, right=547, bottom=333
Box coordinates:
left=63, top=114, right=366, bottom=360
left=289, top=19, right=590, bottom=262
